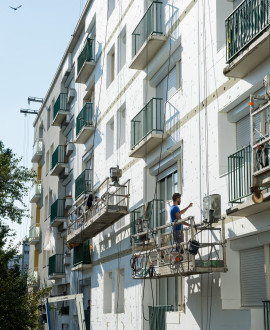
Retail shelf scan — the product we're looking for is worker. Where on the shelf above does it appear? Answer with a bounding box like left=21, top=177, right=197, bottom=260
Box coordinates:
left=170, top=193, right=192, bottom=252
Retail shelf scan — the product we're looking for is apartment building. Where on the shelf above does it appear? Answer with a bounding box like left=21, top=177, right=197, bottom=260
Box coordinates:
left=28, top=0, right=270, bottom=329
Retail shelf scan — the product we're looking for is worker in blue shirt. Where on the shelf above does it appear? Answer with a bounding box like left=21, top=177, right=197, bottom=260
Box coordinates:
left=170, top=192, right=192, bottom=251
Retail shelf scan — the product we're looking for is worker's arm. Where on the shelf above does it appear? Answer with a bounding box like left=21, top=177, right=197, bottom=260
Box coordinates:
left=175, top=211, right=191, bottom=227
left=181, top=203, right=193, bottom=215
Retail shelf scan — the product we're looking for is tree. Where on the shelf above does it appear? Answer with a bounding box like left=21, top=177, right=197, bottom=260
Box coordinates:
left=0, top=140, right=35, bottom=224
left=0, top=141, right=51, bottom=329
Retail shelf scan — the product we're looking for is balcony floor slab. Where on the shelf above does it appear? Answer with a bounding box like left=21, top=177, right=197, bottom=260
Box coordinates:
left=75, top=126, right=95, bottom=144
left=129, top=132, right=167, bottom=158
left=52, top=111, right=69, bottom=127
left=51, top=217, right=67, bottom=228
left=51, top=163, right=68, bottom=176
left=75, top=61, right=96, bottom=84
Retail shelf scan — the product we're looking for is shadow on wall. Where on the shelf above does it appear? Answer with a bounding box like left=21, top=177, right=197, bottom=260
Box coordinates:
left=186, top=272, right=250, bottom=330
left=94, top=42, right=103, bottom=83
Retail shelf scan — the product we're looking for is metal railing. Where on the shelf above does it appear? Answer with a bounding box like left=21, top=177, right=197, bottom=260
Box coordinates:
left=51, top=145, right=66, bottom=170
left=149, top=305, right=174, bottom=330
left=48, top=254, right=65, bottom=276
left=130, top=199, right=165, bottom=238
left=73, top=240, right=91, bottom=267
left=30, top=181, right=42, bottom=199
left=76, top=103, right=94, bottom=137
left=50, top=199, right=65, bottom=224
left=29, top=225, right=40, bottom=240
left=32, top=139, right=43, bottom=156
left=77, top=38, right=95, bottom=74
left=75, top=169, right=93, bottom=200
left=225, top=0, right=270, bottom=62
left=68, top=178, right=130, bottom=234
left=53, top=93, right=68, bottom=120
left=228, top=145, right=252, bottom=203
left=263, top=301, right=270, bottom=330
left=132, top=1, right=163, bottom=58
left=131, top=98, right=163, bottom=149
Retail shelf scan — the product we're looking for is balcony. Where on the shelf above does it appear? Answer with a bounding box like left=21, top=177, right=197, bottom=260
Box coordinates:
left=263, top=301, right=270, bottom=330
left=48, top=254, right=65, bottom=279
left=51, top=145, right=68, bottom=176
left=226, top=145, right=270, bottom=216
left=52, top=93, right=68, bottom=126
left=75, top=103, right=95, bottom=144
left=50, top=199, right=67, bottom=227
left=76, top=39, right=95, bottom=84
left=130, top=199, right=165, bottom=243
left=29, top=225, right=40, bottom=245
left=75, top=169, right=93, bottom=200
left=31, top=139, right=43, bottom=163
left=72, top=240, right=92, bottom=271
left=67, top=179, right=130, bottom=244
left=224, top=0, right=270, bottom=78
left=28, top=268, right=38, bottom=287
left=30, top=181, right=42, bottom=203
left=129, top=1, right=166, bottom=70
left=129, top=98, right=166, bottom=158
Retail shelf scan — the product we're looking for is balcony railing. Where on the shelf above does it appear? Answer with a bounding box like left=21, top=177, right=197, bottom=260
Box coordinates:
left=131, top=98, right=163, bottom=150
left=30, top=181, right=42, bottom=203
left=76, top=103, right=94, bottom=138
left=149, top=305, right=174, bottom=330
left=53, top=93, right=68, bottom=120
left=75, top=169, right=93, bottom=200
left=225, top=0, right=270, bottom=62
left=77, top=39, right=95, bottom=74
left=130, top=199, right=165, bottom=241
left=29, top=225, right=40, bottom=243
left=51, top=145, right=66, bottom=170
left=228, top=145, right=252, bottom=203
left=32, top=139, right=43, bottom=163
left=73, top=240, right=91, bottom=267
left=263, top=300, right=270, bottom=330
left=48, top=254, right=65, bottom=277
left=50, top=199, right=66, bottom=224
left=132, top=1, right=163, bottom=58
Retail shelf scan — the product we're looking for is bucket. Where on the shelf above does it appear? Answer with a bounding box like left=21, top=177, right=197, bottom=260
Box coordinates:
left=188, top=240, right=200, bottom=255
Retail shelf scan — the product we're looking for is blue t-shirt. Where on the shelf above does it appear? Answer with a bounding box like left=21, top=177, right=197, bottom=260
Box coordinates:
left=170, top=205, right=182, bottom=230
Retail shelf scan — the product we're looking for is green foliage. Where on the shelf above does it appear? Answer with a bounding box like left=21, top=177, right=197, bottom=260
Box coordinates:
left=0, top=141, right=35, bottom=224
left=0, top=225, right=52, bottom=330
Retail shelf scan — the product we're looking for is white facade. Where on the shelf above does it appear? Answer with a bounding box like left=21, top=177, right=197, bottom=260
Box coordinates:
left=28, top=0, right=270, bottom=329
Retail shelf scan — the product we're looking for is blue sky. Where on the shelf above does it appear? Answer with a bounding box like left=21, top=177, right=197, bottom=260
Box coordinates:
left=0, top=0, right=86, bottom=245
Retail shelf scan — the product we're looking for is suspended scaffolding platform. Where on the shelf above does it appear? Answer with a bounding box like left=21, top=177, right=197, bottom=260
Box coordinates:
left=130, top=216, right=227, bottom=279
left=67, top=179, right=130, bottom=244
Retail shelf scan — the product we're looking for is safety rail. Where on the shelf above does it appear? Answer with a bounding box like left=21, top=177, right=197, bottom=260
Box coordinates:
left=225, top=0, right=270, bottom=62
left=51, top=145, right=66, bottom=171
left=228, top=145, right=252, bottom=203
left=132, top=1, right=163, bottom=58
left=29, top=225, right=40, bottom=244
left=77, top=38, right=95, bottom=74
left=48, top=254, right=65, bottom=278
left=73, top=240, right=91, bottom=267
left=76, top=103, right=94, bottom=138
left=75, top=169, right=93, bottom=200
left=131, top=98, right=163, bottom=150
left=53, top=93, right=68, bottom=120
left=67, top=179, right=130, bottom=243
left=50, top=199, right=66, bottom=225
left=131, top=216, right=227, bottom=278
left=263, top=300, right=270, bottom=330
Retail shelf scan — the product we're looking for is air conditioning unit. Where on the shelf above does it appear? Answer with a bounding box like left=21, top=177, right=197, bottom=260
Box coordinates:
left=65, top=197, right=73, bottom=210
left=203, top=194, right=221, bottom=223
left=67, top=88, right=76, bottom=104
left=66, top=142, right=74, bottom=156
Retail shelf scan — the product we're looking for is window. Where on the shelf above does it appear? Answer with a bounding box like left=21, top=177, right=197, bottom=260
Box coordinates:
left=157, top=66, right=177, bottom=103
left=117, top=106, right=126, bottom=148
left=158, top=166, right=178, bottom=202
left=118, top=27, right=126, bottom=73
left=107, top=45, right=115, bottom=87
left=103, top=271, right=112, bottom=313
left=106, top=117, right=114, bottom=159
left=158, top=277, right=182, bottom=310
left=108, top=0, right=115, bottom=18
left=114, top=268, right=124, bottom=313
left=46, top=150, right=50, bottom=174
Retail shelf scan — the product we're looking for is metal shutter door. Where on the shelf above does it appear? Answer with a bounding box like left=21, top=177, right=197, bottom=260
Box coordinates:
left=240, top=246, right=266, bottom=307
left=156, top=66, right=177, bottom=103
left=236, top=115, right=250, bottom=150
